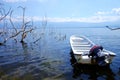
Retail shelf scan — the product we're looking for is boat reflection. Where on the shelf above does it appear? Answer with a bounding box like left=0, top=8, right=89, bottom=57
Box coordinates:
left=70, top=51, right=115, bottom=80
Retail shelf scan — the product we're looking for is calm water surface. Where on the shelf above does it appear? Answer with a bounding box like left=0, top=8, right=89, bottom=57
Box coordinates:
left=0, top=27, right=120, bottom=80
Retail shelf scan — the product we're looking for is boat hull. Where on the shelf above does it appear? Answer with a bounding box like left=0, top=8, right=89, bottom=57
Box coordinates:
left=70, top=35, right=116, bottom=65
left=74, top=54, right=115, bottom=64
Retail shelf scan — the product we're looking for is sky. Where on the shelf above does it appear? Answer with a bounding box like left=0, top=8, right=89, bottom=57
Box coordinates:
left=1, top=0, right=120, bottom=23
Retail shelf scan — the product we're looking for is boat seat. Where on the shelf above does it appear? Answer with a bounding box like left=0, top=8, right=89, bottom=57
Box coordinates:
left=72, top=44, right=92, bottom=47
left=72, top=42, right=90, bottom=45
left=73, top=47, right=91, bottom=50
left=75, top=49, right=90, bottom=52
left=74, top=50, right=89, bottom=55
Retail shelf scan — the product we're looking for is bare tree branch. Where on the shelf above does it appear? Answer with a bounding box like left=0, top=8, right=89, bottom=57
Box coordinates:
left=24, top=21, right=31, bottom=30
left=0, top=5, right=35, bottom=45
left=9, top=10, right=17, bottom=33
left=0, top=7, right=11, bottom=22
left=20, top=23, right=34, bottom=43
left=18, top=6, right=25, bottom=30
left=0, top=4, right=11, bottom=45
left=9, top=31, right=22, bottom=38
left=33, top=37, right=41, bottom=44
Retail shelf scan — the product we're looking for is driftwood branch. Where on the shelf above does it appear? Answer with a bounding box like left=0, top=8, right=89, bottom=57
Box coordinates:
left=106, top=26, right=120, bottom=30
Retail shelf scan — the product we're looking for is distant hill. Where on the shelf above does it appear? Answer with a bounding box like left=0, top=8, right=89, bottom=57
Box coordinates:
left=46, top=21, right=120, bottom=28
left=0, top=21, right=120, bottom=29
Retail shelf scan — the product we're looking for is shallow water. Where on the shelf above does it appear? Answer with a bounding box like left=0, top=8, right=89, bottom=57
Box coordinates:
left=0, top=27, right=120, bottom=80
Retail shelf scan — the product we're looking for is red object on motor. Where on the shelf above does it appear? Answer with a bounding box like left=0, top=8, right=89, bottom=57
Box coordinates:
left=88, top=45, right=103, bottom=58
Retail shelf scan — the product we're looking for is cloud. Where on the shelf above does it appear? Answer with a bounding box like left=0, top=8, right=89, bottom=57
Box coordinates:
left=96, top=8, right=120, bottom=16
left=48, top=8, right=120, bottom=23
left=95, top=11, right=110, bottom=15
left=21, top=16, right=120, bottom=23
left=6, top=15, right=120, bottom=23
left=3, top=0, right=27, bottom=3
left=46, top=16, right=120, bottom=23
left=4, top=7, right=120, bottom=23
left=112, top=8, right=120, bottom=15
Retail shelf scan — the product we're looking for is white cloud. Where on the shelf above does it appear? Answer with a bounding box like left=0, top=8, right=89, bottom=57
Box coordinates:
left=46, top=16, right=120, bottom=23
left=95, top=11, right=109, bottom=15
left=32, top=16, right=43, bottom=21
left=4, top=7, right=120, bottom=23
left=88, top=16, right=120, bottom=23
left=91, top=8, right=120, bottom=23
left=3, top=0, right=27, bottom=3
left=6, top=15, right=120, bottom=23
left=96, top=8, right=120, bottom=16
left=112, top=8, right=120, bottom=15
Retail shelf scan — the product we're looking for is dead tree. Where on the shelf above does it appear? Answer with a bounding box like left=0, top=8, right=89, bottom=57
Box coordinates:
left=0, top=5, right=34, bottom=45
left=9, top=6, right=34, bottom=43
left=19, top=6, right=34, bottom=43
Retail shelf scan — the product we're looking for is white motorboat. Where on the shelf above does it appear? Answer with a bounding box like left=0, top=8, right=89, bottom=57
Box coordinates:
left=70, top=35, right=116, bottom=65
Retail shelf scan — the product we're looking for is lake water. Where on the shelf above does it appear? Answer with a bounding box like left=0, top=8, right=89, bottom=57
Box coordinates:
left=0, top=27, right=120, bottom=80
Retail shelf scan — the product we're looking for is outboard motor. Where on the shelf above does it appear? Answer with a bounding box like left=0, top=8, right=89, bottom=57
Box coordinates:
left=88, top=45, right=108, bottom=66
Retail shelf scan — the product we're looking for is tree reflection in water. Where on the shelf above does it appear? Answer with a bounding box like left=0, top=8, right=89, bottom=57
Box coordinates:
left=70, top=51, right=115, bottom=80
left=21, top=42, right=30, bottom=63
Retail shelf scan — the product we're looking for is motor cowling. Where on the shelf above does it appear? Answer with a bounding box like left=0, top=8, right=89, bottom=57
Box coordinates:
left=88, top=45, right=108, bottom=66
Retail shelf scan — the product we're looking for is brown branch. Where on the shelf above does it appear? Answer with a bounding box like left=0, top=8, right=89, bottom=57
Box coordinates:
left=24, top=28, right=34, bottom=33
left=9, top=31, right=22, bottom=38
